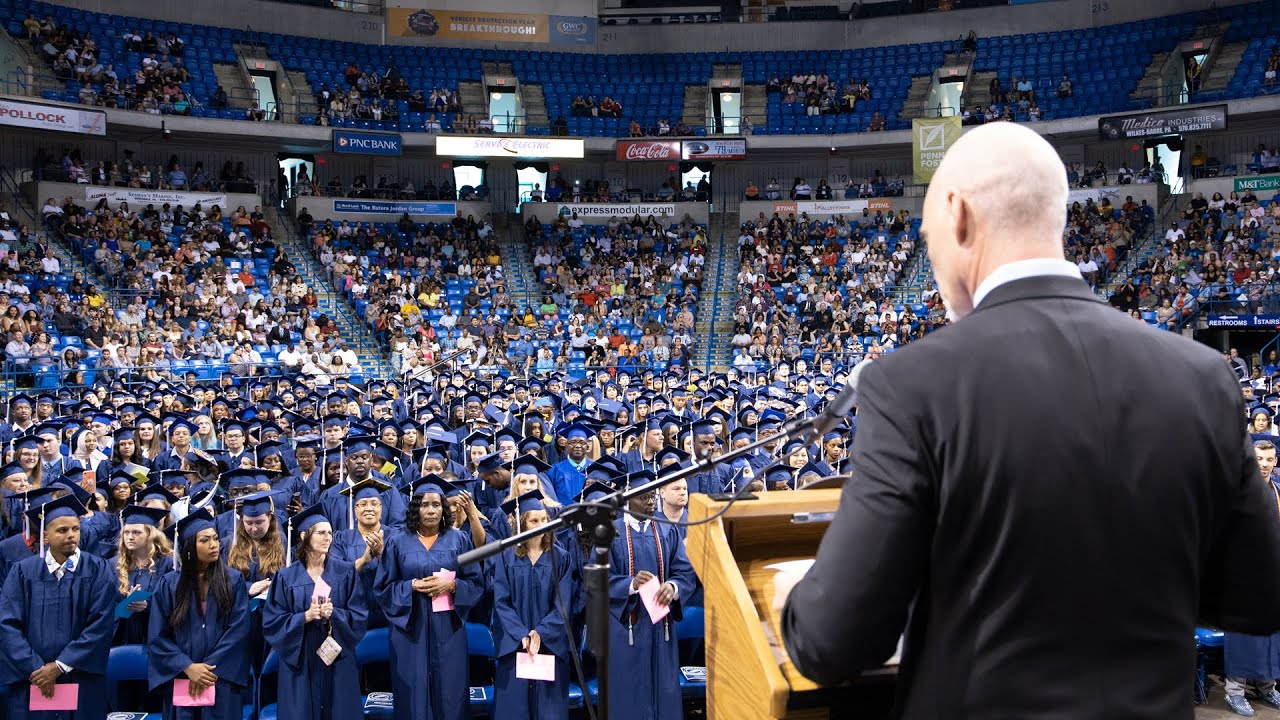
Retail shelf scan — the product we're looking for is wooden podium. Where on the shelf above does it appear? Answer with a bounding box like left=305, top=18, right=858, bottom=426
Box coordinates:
left=685, top=490, right=897, bottom=720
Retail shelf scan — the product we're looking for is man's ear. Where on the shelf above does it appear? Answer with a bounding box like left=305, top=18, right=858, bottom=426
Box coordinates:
left=947, top=190, right=973, bottom=250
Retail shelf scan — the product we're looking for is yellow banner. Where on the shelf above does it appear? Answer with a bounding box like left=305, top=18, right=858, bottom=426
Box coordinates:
left=388, top=8, right=549, bottom=43
left=912, top=116, right=962, bottom=184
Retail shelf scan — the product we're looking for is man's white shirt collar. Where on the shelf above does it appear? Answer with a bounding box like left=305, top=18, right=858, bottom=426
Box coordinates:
left=46, top=548, right=81, bottom=577
left=972, top=258, right=1083, bottom=309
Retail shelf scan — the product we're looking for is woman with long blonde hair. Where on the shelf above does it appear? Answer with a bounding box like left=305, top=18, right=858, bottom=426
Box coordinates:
left=114, top=505, right=174, bottom=645
left=225, top=492, right=286, bottom=670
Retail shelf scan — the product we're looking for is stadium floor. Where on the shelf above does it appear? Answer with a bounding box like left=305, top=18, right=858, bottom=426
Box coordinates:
left=1199, top=679, right=1280, bottom=719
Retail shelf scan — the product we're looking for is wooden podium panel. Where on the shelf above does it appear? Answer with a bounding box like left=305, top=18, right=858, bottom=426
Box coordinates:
left=685, top=491, right=896, bottom=720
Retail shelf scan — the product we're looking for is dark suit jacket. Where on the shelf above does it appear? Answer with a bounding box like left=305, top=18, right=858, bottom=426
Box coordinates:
left=782, top=274, right=1280, bottom=719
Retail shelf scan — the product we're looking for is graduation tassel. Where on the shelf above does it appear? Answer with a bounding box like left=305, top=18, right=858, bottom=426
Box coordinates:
left=286, top=515, right=293, bottom=566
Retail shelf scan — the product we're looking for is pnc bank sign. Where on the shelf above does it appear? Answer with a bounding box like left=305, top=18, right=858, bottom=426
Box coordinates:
left=332, top=130, right=403, bottom=156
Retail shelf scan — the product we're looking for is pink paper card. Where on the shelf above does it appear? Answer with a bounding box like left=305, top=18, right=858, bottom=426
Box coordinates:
left=173, top=680, right=216, bottom=707
left=312, top=576, right=332, bottom=603
left=29, top=683, right=78, bottom=711
left=637, top=577, right=671, bottom=624
left=431, top=569, right=456, bottom=612
left=515, top=653, right=556, bottom=682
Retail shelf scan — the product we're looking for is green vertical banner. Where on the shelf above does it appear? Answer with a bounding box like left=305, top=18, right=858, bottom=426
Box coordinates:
left=913, top=116, right=962, bottom=184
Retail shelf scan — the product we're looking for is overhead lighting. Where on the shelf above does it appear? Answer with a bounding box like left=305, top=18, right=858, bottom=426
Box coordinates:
left=721, top=92, right=734, bottom=103
left=491, top=91, right=503, bottom=100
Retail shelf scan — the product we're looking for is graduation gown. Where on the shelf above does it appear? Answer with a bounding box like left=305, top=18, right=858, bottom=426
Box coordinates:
left=319, top=474, right=406, bottom=534
left=0, top=532, right=36, bottom=585
left=262, top=559, right=368, bottom=720
left=606, top=518, right=696, bottom=720
left=0, top=551, right=119, bottom=720
left=1225, top=477, right=1280, bottom=680
left=147, top=567, right=251, bottom=720
left=373, top=529, right=484, bottom=720
left=115, top=555, right=175, bottom=645
left=546, top=460, right=589, bottom=509
left=331, top=527, right=398, bottom=629
left=491, top=545, right=575, bottom=720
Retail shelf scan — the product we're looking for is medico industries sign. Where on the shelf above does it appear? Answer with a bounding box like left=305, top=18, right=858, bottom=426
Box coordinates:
left=333, top=130, right=403, bottom=155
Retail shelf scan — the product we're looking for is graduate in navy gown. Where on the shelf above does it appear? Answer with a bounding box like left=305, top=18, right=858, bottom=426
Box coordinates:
left=330, top=478, right=395, bottom=629
left=607, top=483, right=696, bottom=720
left=113, top=505, right=175, bottom=645
left=222, top=491, right=286, bottom=672
left=373, top=477, right=484, bottom=720
left=490, top=490, right=576, bottom=720
left=262, top=504, right=369, bottom=720
left=0, top=494, right=118, bottom=720
left=546, top=423, right=593, bottom=506
left=147, top=509, right=250, bottom=720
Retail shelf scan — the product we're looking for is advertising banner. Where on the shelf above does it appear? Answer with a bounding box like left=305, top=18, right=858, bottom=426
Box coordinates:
left=556, top=203, right=677, bottom=218
left=1236, top=175, right=1280, bottom=193
left=912, top=116, right=961, bottom=184
left=549, top=15, right=596, bottom=45
left=680, top=139, right=747, bottom=160
left=332, top=200, right=458, bottom=215
left=1097, top=104, right=1227, bottom=140
left=388, top=8, right=547, bottom=42
left=85, top=187, right=227, bottom=207
left=770, top=199, right=893, bottom=216
left=0, top=98, right=106, bottom=135
left=615, top=140, right=682, bottom=162
left=436, top=135, right=584, bottom=158
left=333, top=129, right=403, bottom=156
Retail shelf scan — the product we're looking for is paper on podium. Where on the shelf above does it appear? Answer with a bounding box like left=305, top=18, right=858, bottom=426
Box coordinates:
left=637, top=577, right=671, bottom=624
left=30, top=683, right=78, bottom=711
left=515, top=652, right=556, bottom=682
left=173, top=680, right=216, bottom=706
left=432, top=570, right=455, bottom=612
left=312, top=576, right=332, bottom=603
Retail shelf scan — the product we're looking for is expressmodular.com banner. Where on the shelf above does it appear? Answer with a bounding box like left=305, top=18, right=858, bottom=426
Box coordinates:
left=556, top=203, right=677, bottom=217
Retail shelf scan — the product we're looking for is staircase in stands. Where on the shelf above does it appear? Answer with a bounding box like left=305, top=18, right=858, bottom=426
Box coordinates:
left=498, top=212, right=541, bottom=314
left=696, top=214, right=740, bottom=372
left=267, top=208, right=391, bottom=378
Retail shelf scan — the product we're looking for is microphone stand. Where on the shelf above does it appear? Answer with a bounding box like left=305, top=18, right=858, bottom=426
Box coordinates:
left=457, top=409, right=826, bottom=720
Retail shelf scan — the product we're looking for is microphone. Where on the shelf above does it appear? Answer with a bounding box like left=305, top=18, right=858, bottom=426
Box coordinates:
left=807, top=357, right=872, bottom=445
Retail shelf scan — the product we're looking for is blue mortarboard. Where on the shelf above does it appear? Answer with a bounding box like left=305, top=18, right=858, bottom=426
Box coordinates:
left=91, top=412, right=113, bottom=427
left=730, top=427, right=754, bottom=442
left=624, top=469, right=656, bottom=490
left=168, top=418, right=197, bottom=436
left=512, top=454, right=551, bottom=476
left=578, top=481, right=616, bottom=502
left=796, top=462, right=825, bottom=483
left=28, top=493, right=87, bottom=526
left=11, top=434, right=40, bottom=452
left=410, top=476, right=455, bottom=498
left=291, top=503, right=329, bottom=538
left=176, top=508, right=216, bottom=545
left=222, top=468, right=264, bottom=490
left=343, top=435, right=375, bottom=454
left=476, top=450, right=507, bottom=474
left=323, top=414, right=348, bottom=429
left=121, top=504, right=169, bottom=528
left=765, top=464, right=794, bottom=485
left=656, top=446, right=690, bottom=466
left=0, top=462, right=27, bottom=480
left=10, top=394, right=32, bottom=407
left=237, top=490, right=275, bottom=518
left=135, top=482, right=180, bottom=505
left=562, top=423, right=592, bottom=440
left=340, top=478, right=391, bottom=502
left=691, top=420, right=717, bottom=436
left=500, top=489, right=547, bottom=518
left=114, top=427, right=136, bottom=443
left=34, top=422, right=62, bottom=438
left=256, top=440, right=286, bottom=461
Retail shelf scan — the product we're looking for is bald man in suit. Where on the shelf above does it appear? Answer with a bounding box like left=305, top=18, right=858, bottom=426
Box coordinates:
left=781, top=123, right=1280, bottom=719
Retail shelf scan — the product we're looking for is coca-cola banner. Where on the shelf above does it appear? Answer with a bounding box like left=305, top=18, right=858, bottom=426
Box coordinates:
left=615, top=140, right=682, bottom=162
